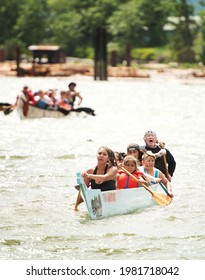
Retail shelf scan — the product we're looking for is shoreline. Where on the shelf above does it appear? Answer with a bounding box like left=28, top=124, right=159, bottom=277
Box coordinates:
left=1, top=61, right=205, bottom=84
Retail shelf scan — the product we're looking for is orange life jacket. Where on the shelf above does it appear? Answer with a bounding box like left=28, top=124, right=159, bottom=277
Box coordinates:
left=117, top=170, right=143, bottom=189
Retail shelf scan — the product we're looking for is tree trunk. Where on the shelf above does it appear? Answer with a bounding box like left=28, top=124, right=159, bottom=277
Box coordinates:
left=110, top=51, right=117, bottom=67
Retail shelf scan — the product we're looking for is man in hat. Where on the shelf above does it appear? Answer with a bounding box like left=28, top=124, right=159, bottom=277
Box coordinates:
left=141, top=130, right=176, bottom=182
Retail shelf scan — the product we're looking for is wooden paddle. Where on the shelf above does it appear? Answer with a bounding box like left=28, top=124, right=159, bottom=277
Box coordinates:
left=158, top=141, right=169, bottom=179
left=74, top=189, right=83, bottom=210
left=71, top=107, right=95, bottom=116
left=159, top=181, right=172, bottom=197
left=138, top=170, right=172, bottom=198
left=0, top=103, right=14, bottom=115
left=120, top=166, right=172, bottom=206
left=163, top=154, right=169, bottom=178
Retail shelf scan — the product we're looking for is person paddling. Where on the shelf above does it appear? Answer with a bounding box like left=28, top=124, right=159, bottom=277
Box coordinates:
left=139, top=151, right=173, bottom=197
left=141, top=130, right=176, bottom=182
left=74, top=146, right=117, bottom=210
left=117, top=156, right=146, bottom=189
left=66, top=82, right=83, bottom=107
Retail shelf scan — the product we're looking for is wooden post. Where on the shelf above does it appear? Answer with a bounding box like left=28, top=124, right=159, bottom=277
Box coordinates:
left=125, top=43, right=131, bottom=67
left=94, top=27, right=107, bottom=80
left=0, top=48, right=5, bottom=62
left=16, top=46, right=21, bottom=77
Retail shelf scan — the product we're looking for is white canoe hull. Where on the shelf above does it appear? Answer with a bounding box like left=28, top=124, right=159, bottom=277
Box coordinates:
left=76, top=172, right=165, bottom=220
left=17, top=104, right=65, bottom=119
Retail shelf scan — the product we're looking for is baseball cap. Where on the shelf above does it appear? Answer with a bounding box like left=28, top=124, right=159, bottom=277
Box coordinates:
left=127, top=143, right=140, bottom=152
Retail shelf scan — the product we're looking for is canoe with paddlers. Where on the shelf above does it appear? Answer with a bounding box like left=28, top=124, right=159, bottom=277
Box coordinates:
left=75, top=172, right=172, bottom=220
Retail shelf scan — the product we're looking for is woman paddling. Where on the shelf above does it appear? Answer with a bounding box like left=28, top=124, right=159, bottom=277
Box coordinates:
left=83, top=146, right=117, bottom=191
left=74, top=146, right=117, bottom=210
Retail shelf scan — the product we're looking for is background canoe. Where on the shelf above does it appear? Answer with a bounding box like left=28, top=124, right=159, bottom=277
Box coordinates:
left=17, top=104, right=65, bottom=119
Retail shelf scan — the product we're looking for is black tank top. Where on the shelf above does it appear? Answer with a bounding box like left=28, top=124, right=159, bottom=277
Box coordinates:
left=90, top=164, right=116, bottom=191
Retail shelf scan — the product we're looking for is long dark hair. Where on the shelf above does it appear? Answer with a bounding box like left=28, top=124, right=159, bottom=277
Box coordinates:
left=98, top=146, right=117, bottom=167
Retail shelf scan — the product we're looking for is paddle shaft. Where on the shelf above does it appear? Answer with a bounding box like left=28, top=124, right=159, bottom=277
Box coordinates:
left=163, top=154, right=169, bottom=178
left=0, top=103, right=14, bottom=115
left=158, top=141, right=169, bottom=179
left=74, top=189, right=84, bottom=210
left=135, top=168, right=172, bottom=197
left=159, top=181, right=172, bottom=197
left=0, top=103, right=12, bottom=110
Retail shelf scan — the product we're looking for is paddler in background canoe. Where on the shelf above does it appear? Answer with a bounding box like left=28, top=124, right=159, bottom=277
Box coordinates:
left=66, top=82, right=83, bottom=107
left=140, top=130, right=176, bottom=182
left=65, top=82, right=96, bottom=116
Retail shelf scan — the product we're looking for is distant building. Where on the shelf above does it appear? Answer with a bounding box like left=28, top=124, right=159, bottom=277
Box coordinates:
left=28, top=45, right=65, bottom=64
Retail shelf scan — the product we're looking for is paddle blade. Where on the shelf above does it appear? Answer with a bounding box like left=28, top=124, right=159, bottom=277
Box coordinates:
left=3, top=108, right=13, bottom=115
left=153, top=192, right=172, bottom=206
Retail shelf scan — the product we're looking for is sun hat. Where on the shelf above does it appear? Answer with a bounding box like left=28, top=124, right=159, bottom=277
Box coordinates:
left=142, top=150, right=156, bottom=160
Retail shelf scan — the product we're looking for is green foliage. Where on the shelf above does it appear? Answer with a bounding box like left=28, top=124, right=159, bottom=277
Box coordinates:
left=131, top=47, right=173, bottom=63
left=131, top=48, right=155, bottom=62
left=137, top=0, right=174, bottom=46
left=3, top=38, right=26, bottom=60
left=0, top=0, right=204, bottom=64
left=14, top=0, right=49, bottom=45
left=169, top=0, right=196, bottom=63
left=0, top=0, right=22, bottom=44
left=75, top=46, right=94, bottom=59
left=108, top=0, right=145, bottom=46
left=50, top=11, right=84, bottom=53
left=193, top=10, right=205, bottom=63
left=108, top=0, right=174, bottom=47
left=151, top=47, right=172, bottom=62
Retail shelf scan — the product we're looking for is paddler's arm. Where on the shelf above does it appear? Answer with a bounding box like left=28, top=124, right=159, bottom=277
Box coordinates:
left=84, top=166, right=117, bottom=183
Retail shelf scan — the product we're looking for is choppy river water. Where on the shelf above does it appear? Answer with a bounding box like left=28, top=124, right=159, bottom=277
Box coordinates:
left=0, top=73, right=205, bottom=260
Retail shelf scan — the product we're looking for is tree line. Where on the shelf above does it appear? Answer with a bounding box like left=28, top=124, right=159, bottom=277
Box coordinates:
left=1, top=0, right=205, bottom=65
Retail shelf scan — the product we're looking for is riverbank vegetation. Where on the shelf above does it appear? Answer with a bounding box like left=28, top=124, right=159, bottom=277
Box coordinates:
left=1, top=0, right=205, bottom=67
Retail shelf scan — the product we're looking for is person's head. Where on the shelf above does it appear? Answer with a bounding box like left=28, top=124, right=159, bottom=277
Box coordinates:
left=143, top=130, right=158, bottom=148
left=60, top=90, right=67, bottom=98
left=97, top=146, right=116, bottom=166
left=22, top=86, right=29, bottom=94
left=127, top=143, right=140, bottom=160
left=68, top=82, right=76, bottom=89
left=142, top=151, right=156, bottom=168
left=123, top=155, right=137, bottom=173
left=114, top=151, right=126, bottom=167
left=38, top=90, right=44, bottom=98
left=48, top=90, right=55, bottom=97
